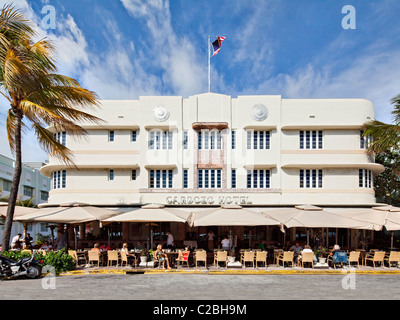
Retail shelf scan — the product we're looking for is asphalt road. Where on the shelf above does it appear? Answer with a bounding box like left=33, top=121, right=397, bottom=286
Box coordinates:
left=1, top=273, right=400, bottom=301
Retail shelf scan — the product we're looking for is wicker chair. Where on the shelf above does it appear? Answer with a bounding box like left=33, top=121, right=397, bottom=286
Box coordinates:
left=384, top=251, right=400, bottom=268
left=300, top=252, right=314, bottom=268
left=255, top=251, right=268, bottom=268
left=277, top=251, right=294, bottom=268
left=195, top=250, right=207, bottom=269
left=348, top=251, right=360, bottom=268
left=88, top=250, right=100, bottom=267
left=242, top=251, right=255, bottom=269
left=365, top=251, right=385, bottom=268
left=68, top=250, right=87, bottom=267
left=107, top=251, right=119, bottom=267
left=176, top=251, right=190, bottom=268
left=214, top=250, right=228, bottom=268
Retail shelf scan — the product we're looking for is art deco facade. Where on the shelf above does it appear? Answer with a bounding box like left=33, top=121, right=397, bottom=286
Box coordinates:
left=40, top=93, right=384, bottom=208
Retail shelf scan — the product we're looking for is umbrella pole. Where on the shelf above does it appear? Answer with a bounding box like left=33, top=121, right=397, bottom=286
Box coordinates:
left=391, top=231, right=394, bottom=250
left=74, top=226, right=77, bottom=250
left=151, top=228, right=154, bottom=250
left=326, top=228, right=329, bottom=247
left=306, top=228, right=309, bottom=246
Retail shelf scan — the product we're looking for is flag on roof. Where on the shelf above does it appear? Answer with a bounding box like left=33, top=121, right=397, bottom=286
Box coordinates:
left=211, top=36, right=226, bottom=57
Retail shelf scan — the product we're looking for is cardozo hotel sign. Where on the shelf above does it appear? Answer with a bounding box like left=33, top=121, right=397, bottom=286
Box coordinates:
left=166, top=195, right=253, bottom=206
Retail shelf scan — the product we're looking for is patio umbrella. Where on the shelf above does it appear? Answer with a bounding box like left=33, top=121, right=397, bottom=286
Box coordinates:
left=333, top=205, right=400, bottom=249
left=262, top=205, right=375, bottom=230
left=0, top=203, right=39, bottom=219
left=103, top=204, right=191, bottom=250
left=102, top=204, right=191, bottom=224
left=14, top=204, right=120, bottom=250
left=188, top=205, right=281, bottom=227
left=14, top=205, right=120, bottom=224
left=332, top=205, right=400, bottom=231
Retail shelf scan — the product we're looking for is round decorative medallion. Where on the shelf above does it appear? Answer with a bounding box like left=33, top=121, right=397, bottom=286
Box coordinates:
left=251, top=104, right=269, bottom=121
left=152, top=105, right=170, bottom=122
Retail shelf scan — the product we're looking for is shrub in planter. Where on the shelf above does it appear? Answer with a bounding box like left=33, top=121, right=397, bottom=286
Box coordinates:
left=2, top=249, right=75, bottom=274
left=37, top=249, right=75, bottom=274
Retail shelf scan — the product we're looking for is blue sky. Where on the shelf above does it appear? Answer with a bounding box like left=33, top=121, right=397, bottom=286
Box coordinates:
left=1, top=0, right=400, bottom=161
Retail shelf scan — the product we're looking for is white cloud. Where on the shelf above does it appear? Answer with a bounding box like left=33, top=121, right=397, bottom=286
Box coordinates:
left=248, top=48, right=400, bottom=124
left=121, top=0, right=208, bottom=96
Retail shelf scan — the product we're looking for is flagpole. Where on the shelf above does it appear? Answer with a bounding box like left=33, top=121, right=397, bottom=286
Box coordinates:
left=208, top=35, right=211, bottom=92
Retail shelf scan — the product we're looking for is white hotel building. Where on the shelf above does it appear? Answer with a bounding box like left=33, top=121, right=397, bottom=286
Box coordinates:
left=40, top=93, right=384, bottom=247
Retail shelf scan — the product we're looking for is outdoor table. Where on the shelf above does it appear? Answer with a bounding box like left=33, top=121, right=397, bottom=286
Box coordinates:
left=165, top=251, right=179, bottom=265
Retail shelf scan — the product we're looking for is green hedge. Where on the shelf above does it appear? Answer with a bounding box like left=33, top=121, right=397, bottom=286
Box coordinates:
left=2, top=249, right=75, bottom=274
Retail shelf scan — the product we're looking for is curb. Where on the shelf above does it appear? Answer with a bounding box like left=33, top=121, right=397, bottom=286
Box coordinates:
left=59, top=267, right=400, bottom=277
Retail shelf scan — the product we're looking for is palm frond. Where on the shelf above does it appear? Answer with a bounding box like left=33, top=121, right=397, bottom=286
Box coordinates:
left=0, top=4, right=34, bottom=59
left=32, top=123, right=74, bottom=164
left=364, top=120, right=400, bottom=154
left=6, top=108, right=16, bottom=153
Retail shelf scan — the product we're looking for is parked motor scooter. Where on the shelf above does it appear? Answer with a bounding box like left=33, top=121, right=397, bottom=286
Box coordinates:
left=0, top=254, right=43, bottom=279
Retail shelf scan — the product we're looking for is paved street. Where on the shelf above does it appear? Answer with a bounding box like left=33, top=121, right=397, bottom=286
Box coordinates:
left=1, top=273, right=400, bottom=300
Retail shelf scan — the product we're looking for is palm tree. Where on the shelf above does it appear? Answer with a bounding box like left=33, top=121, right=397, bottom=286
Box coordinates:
left=364, top=95, right=400, bottom=175
left=0, top=5, right=102, bottom=253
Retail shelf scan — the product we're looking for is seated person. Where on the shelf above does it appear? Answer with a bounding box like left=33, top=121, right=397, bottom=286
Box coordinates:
left=154, top=244, right=171, bottom=270
left=39, top=241, right=52, bottom=251
left=289, top=242, right=303, bottom=265
left=135, top=241, right=144, bottom=251
left=329, top=244, right=341, bottom=256
left=176, top=246, right=190, bottom=264
left=99, top=243, right=111, bottom=251
left=297, top=244, right=317, bottom=265
left=91, top=243, right=102, bottom=254
left=121, top=243, right=136, bottom=266
left=329, top=244, right=348, bottom=266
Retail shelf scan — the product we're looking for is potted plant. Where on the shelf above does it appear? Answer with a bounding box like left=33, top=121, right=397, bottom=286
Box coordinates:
left=140, top=248, right=148, bottom=263
left=315, top=247, right=328, bottom=264
left=228, top=248, right=236, bottom=263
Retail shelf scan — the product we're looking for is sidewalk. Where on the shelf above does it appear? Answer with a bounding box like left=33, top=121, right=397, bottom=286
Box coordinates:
left=59, top=264, right=400, bottom=276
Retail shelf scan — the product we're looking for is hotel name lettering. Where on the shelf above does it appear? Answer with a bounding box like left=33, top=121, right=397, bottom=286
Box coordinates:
left=166, top=195, right=253, bottom=205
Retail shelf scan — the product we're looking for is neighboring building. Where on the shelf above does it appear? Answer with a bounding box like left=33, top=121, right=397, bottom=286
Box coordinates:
left=41, top=93, right=384, bottom=207
left=0, top=154, right=52, bottom=243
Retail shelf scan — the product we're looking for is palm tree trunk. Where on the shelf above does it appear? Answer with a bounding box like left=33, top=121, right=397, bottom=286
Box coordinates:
left=1, top=109, right=23, bottom=253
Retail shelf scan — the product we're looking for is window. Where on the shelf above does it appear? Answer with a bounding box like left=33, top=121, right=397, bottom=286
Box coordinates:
left=131, top=131, right=137, bottom=142
left=40, top=223, right=48, bottom=232
left=149, top=130, right=173, bottom=150
left=300, top=131, right=323, bottom=149
left=246, top=170, right=270, bottom=188
left=299, top=169, right=323, bottom=188
left=183, top=131, right=188, bottom=150
left=198, top=169, right=222, bottom=189
left=52, top=170, right=66, bottom=189
left=40, top=191, right=49, bottom=201
left=109, top=170, right=115, bottom=181
left=54, top=132, right=66, bottom=146
left=23, top=186, right=34, bottom=197
left=360, top=131, right=372, bottom=149
left=149, top=170, right=173, bottom=189
left=359, top=169, right=373, bottom=188
left=131, top=170, right=137, bottom=181
left=198, top=130, right=222, bottom=150
left=2, top=180, right=11, bottom=192
left=232, top=130, right=236, bottom=150
left=247, top=130, right=270, bottom=150
left=231, top=169, right=237, bottom=189
left=183, top=169, right=188, bottom=189
left=109, top=131, right=115, bottom=142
